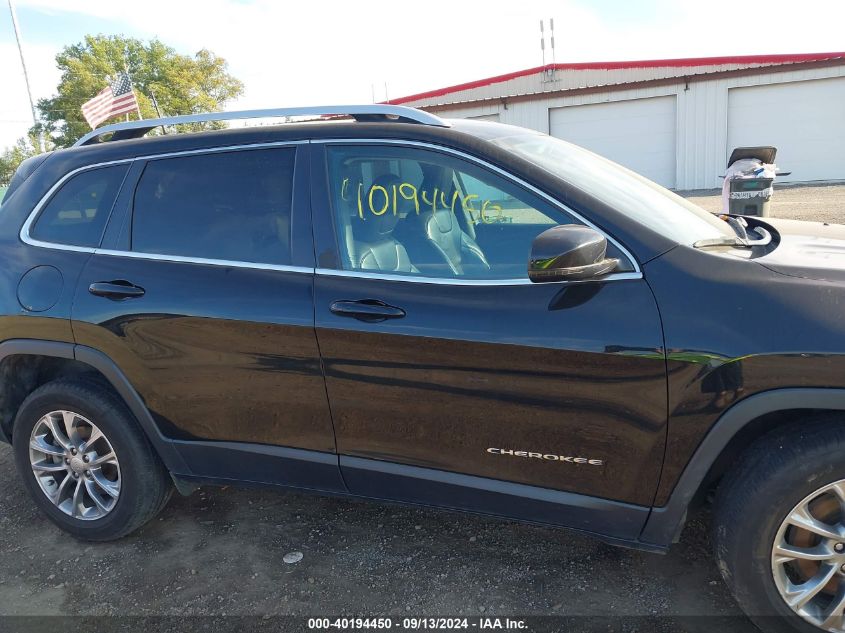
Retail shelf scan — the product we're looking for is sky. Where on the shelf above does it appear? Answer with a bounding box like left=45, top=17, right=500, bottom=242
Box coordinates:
left=1, top=0, right=844, bottom=149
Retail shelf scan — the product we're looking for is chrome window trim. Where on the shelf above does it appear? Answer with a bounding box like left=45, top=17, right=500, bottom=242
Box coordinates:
left=19, top=140, right=307, bottom=255
left=131, top=139, right=308, bottom=162
left=95, top=248, right=313, bottom=274
left=20, top=157, right=135, bottom=253
left=20, top=137, right=644, bottom=285
left=315, top=268, right=642, bottom=286
left=313, top=137, right=642, bottom=275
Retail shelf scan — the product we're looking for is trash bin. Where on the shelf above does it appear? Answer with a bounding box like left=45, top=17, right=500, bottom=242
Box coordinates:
left=723, top=146, right=778, bottom=217
left=729, top=175, right=774, bottom=216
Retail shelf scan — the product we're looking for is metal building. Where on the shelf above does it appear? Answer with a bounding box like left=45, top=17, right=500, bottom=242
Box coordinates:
left=388, top=53, right=845, bottom=190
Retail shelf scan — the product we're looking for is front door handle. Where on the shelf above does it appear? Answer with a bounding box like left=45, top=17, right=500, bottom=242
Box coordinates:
left=330, top=299, right=406, bottom=322
left=88, top=281, right=146, bottom=300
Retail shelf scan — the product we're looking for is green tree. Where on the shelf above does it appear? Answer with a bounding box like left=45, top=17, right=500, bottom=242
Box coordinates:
left=0, top=134, right=51, bottom=186
left=35, top=35, right=244, bottom=148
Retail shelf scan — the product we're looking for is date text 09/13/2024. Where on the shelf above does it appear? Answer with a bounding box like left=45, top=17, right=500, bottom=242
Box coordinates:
left=307, top=617, right=528, bottom=629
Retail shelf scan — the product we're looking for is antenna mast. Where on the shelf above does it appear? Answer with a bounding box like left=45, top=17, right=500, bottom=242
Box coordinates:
left=539, top=19, right=546, bottom=67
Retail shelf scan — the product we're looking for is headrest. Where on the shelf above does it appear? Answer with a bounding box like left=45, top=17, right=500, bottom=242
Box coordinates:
left=419, top=162, right=453, bottom=193
left=428, top=208, right=454, bottom=234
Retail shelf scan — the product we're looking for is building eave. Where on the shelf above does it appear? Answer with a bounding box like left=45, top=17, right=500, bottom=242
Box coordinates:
left=387, top=53, right=845, bottom=108
left=406, top=57, right=845, bottom=113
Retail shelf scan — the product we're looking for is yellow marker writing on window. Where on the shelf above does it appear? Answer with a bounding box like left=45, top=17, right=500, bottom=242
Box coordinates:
left=349, top=179, right=503, bottom=222
left=481, top=200, right=503, bottom=224
left=369, top=185, right=390, bottom=216
left=398, top=183, right=420, bottom=214
left=421, top=188, right=438, bottom=214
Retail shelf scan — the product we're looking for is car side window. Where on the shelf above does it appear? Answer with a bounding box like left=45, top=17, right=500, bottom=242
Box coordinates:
left=325, top=144, right=582, bottom=279
left=131, top=148, right=295, bottom=265
left=31, top=164, right=129, bottom=247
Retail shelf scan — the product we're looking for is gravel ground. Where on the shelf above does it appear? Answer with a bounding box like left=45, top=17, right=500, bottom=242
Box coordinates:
left=0, top=445, right=750, bottom=633
left=1, top=183, right=843, bottom=632
left=680, top=181, right=845, bottom=223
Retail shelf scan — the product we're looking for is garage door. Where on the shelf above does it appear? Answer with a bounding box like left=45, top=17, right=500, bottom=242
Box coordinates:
left=728, top=78, right=845, bottom=183
left=549, top=96, right=677, bottom=188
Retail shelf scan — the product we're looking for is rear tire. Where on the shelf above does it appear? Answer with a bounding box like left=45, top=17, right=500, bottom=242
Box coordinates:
left=713, top=416, right=845, bottom=633
left=12, top=378, right=172, bottom=541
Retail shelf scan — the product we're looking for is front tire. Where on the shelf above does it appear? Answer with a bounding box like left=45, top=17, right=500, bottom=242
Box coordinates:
left=713, top=417, right=845, bottom=633
left=12, top=378, right=172, bottom=540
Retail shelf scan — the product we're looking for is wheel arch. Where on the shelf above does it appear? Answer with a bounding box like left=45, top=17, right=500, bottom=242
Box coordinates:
left=0, top=339, right=188, bottom=474
left=641, top=388, right=845, bottom=547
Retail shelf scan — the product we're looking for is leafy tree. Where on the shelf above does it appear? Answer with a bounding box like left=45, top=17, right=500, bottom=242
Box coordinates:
left=35, top=35, right=244, bottom=147
left=0, top=134, right=51, bottom=186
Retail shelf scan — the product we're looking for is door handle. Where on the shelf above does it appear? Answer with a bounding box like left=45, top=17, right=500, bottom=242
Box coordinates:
left=330, top=299, right=406, bottom=322
left=88, top=281, right=146, bottom=300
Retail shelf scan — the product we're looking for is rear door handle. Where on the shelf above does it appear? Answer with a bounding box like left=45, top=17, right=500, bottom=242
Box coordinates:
left=330, top=299, right=406, bottom=322
left=88, top=281, right=146, bottom=300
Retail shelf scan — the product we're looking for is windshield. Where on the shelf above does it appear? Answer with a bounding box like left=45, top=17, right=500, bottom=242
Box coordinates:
left=477, top=125, right=734, bottom=245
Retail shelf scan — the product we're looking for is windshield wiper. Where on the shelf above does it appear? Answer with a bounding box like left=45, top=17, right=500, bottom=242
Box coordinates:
left=694, top=226, right=772, bottom=249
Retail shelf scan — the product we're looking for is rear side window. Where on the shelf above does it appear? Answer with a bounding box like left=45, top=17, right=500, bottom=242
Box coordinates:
left=30, top=164, right=128, bottom=247
left=131, top=148, right=295, bottom=265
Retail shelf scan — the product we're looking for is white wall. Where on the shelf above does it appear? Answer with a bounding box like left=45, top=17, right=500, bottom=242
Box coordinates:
left=549, top=96, right=677, bottom=187
left=430, top=65, right=845, bottom=190
left=727, top=77, right=845, bottom=183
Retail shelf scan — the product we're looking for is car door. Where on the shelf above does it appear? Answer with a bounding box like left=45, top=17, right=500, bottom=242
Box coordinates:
left=311, top=140, right=667, bottom=538
left=72, top=142, right=342, bottom=489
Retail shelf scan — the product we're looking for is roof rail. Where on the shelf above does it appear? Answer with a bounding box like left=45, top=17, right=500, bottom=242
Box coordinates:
left=73, top=105, right=450, bottom=147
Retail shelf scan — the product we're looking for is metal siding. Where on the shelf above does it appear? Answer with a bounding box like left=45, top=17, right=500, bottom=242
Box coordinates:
left=408, top=62, right=794, bottom=108
left=549, top=96, right=677, bottom=187
left=467, top=113, right=500, bottom=122
left=727, top=77, right=845, bottom=183
left=436, top=65, right=845, bottom=190
left=684, top=65, right=845, bottom=188
left=407, top=65, right=845, bottom=190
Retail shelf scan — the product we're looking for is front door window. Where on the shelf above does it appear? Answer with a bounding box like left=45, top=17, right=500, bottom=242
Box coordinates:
left=325, top=145, right=632, bottom=280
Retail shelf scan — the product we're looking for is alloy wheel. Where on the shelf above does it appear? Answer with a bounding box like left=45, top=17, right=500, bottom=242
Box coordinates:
left=772, top=479, right=845, bottom=631
left=28, top=410, right=121, bottom=521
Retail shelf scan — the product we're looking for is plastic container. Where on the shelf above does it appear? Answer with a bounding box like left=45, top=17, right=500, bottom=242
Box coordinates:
left=725, top=146, right=777, bottom=217
left=728, top=176, right=774, bottom=216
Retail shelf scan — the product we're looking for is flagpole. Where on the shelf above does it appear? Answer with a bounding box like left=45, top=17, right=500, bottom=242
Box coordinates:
left=121, top=48, right=142, bottom=122
left=7, top=0, right=43, bottom=151
left=149, top=88, right=167, bottom=134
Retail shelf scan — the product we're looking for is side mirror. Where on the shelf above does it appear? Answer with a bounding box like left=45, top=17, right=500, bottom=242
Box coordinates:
left=528, top=225, right=619, bottom=283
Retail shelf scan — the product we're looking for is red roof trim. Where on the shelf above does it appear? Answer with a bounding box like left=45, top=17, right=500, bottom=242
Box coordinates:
left=386, top=52, right=845, bottom=105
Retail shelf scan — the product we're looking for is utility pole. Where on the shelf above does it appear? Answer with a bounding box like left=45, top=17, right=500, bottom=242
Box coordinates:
left=8, top=0, right=43, bottom=151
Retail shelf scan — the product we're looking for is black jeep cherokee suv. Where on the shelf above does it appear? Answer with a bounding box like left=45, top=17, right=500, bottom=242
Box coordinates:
left=2, top=105, right=844, bottom=633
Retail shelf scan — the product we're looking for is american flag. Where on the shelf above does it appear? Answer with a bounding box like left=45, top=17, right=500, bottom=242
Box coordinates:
left=81, top=72, right=140, bottom=129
